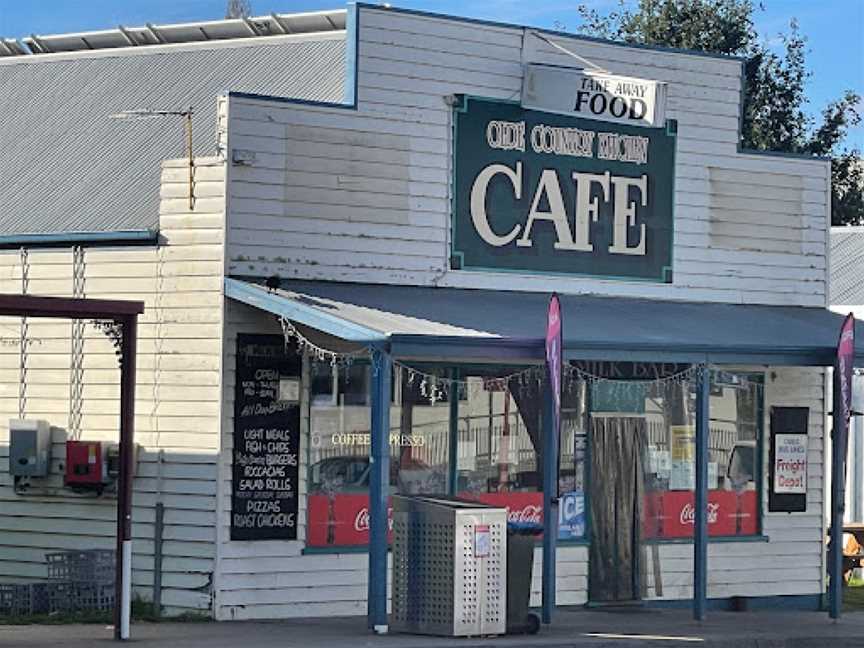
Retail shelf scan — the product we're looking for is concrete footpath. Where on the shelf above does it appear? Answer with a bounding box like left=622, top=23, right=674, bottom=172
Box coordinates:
left=3, top=607, right=864, bottom=648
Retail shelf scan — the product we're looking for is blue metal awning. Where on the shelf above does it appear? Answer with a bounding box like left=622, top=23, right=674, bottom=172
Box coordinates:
left=225, top=277, right=863, bottom=366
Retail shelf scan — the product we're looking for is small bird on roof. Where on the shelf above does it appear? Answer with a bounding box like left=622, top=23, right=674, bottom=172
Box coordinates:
left=265, top=274, right=281, bottom=293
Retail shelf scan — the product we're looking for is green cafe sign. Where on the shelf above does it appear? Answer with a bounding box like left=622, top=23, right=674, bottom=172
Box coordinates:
left=451, top=96, right=676, bottom=282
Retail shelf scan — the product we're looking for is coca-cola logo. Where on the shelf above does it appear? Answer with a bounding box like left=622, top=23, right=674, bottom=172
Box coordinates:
left=354, top=507, right=393, bottom=532
left=680, top=502, right=719, bottom=526
left=508, top=505, right=542, bottom=524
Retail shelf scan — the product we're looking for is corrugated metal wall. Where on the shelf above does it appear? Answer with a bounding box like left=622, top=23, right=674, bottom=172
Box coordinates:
left=0, top=32, right=345, bottom=236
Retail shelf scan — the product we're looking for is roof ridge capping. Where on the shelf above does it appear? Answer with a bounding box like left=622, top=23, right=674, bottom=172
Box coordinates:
left=0, top=8, right=346, bottom=57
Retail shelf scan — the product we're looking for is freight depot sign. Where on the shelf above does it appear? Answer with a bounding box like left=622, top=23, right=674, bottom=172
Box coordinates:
left=451, top=96, right=675, bottom=281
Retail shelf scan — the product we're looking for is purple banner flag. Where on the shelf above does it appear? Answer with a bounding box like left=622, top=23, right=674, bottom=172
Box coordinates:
left=546, top=294, right=562, bottom=446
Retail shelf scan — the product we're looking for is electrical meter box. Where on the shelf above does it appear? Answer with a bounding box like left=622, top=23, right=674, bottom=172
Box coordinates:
left=65, top=440, right=118, bottom=490
left=9, top=419, right=51, bottom=477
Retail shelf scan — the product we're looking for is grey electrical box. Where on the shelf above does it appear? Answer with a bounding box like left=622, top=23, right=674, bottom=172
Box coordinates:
left=9, top=419, right=51, bottom=477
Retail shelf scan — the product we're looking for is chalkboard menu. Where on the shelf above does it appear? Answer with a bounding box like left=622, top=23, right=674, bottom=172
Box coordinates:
left=231, top=334, right=301, bottom=541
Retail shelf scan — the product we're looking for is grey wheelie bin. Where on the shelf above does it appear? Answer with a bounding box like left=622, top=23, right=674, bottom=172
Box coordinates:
left=506, top=521, right=542, bottom=635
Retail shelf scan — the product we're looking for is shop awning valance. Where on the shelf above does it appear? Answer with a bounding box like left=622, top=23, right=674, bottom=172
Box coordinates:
left=225, top=277, right=863, bottom=366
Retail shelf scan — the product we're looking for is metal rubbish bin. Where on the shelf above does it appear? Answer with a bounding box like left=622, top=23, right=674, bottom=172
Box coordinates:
left=391, top=495, right=507, bottom=637
left=506, top=522, right=542, bottom=635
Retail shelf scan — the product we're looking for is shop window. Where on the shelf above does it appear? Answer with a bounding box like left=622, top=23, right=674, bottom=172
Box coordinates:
left=306, top=363, right=451, bottom=548
left=452, top=375, right=542, bottom=527
left=640, top=371, right=762, bottom=539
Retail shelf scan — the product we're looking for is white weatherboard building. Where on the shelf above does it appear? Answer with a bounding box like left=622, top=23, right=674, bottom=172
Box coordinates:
left=0, top=3, right=850, bottom=624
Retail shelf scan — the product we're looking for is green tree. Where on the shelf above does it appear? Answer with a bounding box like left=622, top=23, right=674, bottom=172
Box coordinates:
left=576, top=0, right=863, bottom=225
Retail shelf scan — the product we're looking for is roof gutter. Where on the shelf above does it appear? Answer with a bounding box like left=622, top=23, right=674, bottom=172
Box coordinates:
left=0, top=229, right=158, bottom=249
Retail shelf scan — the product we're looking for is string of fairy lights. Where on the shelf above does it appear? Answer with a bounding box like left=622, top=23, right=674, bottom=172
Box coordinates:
left=277, top=316, right=764, bottom=405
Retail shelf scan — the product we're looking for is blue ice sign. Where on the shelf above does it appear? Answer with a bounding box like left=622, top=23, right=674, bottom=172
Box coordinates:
left=558, top=491, right=585, bottom=540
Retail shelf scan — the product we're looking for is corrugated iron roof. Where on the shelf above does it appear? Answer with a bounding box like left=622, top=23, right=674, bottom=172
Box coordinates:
left=831, top=227, right=864, bottom=305
left=0, top=33, right=345, bottom=235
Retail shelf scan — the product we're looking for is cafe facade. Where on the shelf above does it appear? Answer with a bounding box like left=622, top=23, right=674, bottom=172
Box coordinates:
left=0, top=3, right=853, bottom=625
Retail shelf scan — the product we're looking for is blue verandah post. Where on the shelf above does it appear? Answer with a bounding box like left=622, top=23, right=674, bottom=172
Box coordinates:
left=542, top=376, right=558, bottom=624
left=368, top=348, right=392, bottom=632
left=694, top=364, right=709, bottom=621
left=448, top=368, right=459, bottom=496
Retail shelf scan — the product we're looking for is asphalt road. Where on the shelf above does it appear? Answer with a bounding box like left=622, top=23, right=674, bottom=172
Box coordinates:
left=4, top=607, right=864, bottom=647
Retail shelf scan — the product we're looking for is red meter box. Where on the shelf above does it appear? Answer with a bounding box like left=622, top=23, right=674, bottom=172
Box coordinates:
left=65, top=440, right=109, bottom=487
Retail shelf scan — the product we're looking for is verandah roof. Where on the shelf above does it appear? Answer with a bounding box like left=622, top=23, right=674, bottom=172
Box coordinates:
left=225, top=277, right=863, bottom=366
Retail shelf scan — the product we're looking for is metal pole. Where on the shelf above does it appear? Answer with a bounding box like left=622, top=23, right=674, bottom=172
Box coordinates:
left=542, top=376, right=558, bottom=624
left=693, top=364, right=709, bottom=621
left=830, top=360, right=846, bottom=619
left=367, top=348, right=391, bottom=633
left=114, top=315, right=137, bottom=640
left=153, top=501, right=164, bottom=617
left=448, top=368, right=459, bottom=496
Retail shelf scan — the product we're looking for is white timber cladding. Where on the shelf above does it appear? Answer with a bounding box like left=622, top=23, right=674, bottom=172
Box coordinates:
left=224, top=6, right=831, bottom=307
left=0, top=158, right=225, bottom=615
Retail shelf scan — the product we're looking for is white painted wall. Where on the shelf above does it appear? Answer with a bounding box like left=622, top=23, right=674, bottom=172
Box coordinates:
left=0, top=158, right=226, bottom=615
left=224, top=5, right=830, bottom=307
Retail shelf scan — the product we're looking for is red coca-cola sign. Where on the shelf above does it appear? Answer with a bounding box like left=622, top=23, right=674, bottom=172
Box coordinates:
left=306, top=494, right=395, bottom=547
left=353, top=506, right=394, bottom=533
left=306, top=491, right=546, bottom=547
left=467, top=492, right=543, bottom=526
left=643, top=490, right=757, bottom=538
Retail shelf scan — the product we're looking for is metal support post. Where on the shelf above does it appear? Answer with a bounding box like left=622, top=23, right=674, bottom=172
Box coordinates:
left=830, top=361, right=846, bottom=619
left=693, top=364, right=709, bottom=621
left=448, top=368, right=459, bottom=496
left=367, top=348, right=391, bottom=633
left=114, top=315, right=138, bottom=640
left=542, top=377, right=558, bottom=624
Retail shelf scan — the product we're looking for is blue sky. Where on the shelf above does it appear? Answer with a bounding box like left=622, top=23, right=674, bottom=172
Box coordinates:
left=1, top=0, right=862, bottom=148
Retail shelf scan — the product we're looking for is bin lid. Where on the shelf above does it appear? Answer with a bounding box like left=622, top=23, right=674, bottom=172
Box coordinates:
left=508, top=521, right=544, bottom=535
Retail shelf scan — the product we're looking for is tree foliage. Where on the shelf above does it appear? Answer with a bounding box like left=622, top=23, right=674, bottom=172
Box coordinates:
left=576, top=0, right=863, bottom=224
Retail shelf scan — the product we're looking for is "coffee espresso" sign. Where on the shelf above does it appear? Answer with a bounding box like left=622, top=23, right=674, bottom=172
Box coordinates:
left=451, top=96, right=675, bottom=282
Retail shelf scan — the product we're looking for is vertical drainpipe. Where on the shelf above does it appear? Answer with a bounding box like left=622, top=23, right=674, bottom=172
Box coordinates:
left=367, top=346, right=391, bottom=633
left=693, top=364, right=709, bottom=621
left=542, top=376, right=558, bottom=624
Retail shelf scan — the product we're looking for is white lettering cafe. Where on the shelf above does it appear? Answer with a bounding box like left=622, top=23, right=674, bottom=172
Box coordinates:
left=0, top=2, right=857, bottom=629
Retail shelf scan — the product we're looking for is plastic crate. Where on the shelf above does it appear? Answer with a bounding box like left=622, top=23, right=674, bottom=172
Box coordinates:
left=0, top=583, right=50, bottom=616
left=0, top=584, right=27, bottom=616
left=70, top=581, right=115, bottom=612
left=45, top=581, right=76, bottom=613
left=45, top=550, right=115, bottom=584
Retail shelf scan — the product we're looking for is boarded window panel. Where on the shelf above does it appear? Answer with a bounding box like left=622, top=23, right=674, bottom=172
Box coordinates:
left=709, top=167, right=806, bottom=254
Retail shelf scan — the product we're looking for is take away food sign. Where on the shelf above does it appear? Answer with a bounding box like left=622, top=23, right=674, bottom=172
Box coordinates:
left=451, top=95, right=675, bottom=282
left=522, top=64, right=668, bottom=128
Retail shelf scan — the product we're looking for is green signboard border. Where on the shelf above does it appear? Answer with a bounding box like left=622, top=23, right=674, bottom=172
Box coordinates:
left=449, top=94, right=677, bottom=284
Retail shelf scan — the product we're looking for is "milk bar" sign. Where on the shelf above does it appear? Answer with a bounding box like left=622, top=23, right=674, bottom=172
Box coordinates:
left=451, top=95, right=675, bottom=281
